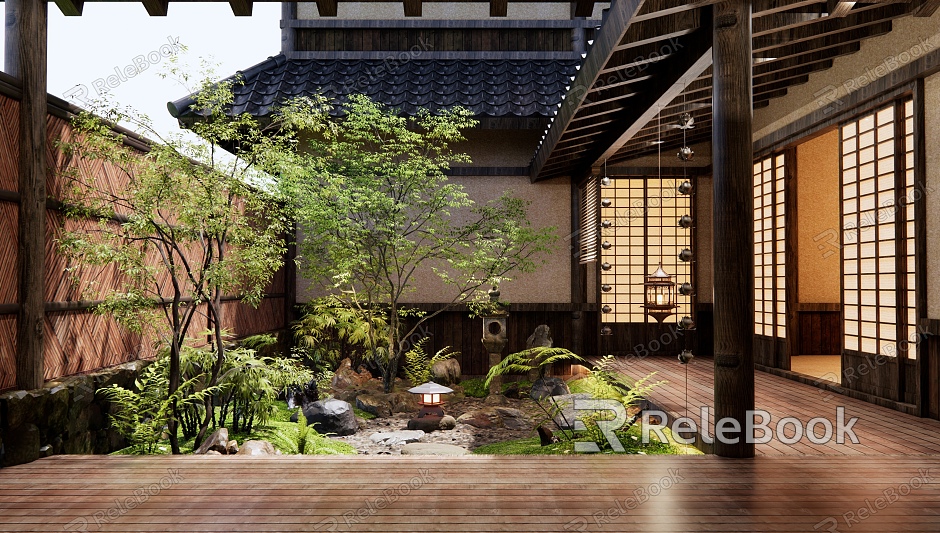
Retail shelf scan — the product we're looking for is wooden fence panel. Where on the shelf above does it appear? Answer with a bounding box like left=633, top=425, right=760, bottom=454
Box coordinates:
left=0, top=91, right=289, bottom=391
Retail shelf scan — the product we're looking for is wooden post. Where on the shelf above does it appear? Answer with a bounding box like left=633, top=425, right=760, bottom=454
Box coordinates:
left=12, top=0, right=48, bottom=390
left=711, top=0, right=754, bottom=458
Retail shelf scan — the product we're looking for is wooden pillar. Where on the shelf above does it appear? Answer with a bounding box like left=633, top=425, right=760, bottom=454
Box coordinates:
left=711, top=0, right=754, bottom=458
left=12, top=0, right=48, bottom=390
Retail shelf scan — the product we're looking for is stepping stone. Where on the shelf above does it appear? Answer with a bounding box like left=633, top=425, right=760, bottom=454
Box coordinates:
left=369, top=430, right=426, bottom=445
left=400, top=443, right=470, bottom=456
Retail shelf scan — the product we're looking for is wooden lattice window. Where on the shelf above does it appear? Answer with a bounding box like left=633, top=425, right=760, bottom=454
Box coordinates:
left=600, top=176, right=692, bottom=324
left=841, top=100, right=916, bottom=358
left=753, top=154, right=786, bottom=338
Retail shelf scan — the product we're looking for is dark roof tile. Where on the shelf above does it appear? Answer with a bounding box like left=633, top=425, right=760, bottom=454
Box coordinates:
left=169, top=55, right=579, bottom=119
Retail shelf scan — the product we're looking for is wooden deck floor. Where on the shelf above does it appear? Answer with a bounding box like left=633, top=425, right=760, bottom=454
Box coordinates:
left=611, top=355, right=940, bottom=455
left=1, top=455, right=939, bottom=532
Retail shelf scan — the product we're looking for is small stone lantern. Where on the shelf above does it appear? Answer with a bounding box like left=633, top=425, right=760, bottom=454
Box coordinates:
left=406, top=381, right=453, bottom=432
left=482, top=286, right=508, bottom=395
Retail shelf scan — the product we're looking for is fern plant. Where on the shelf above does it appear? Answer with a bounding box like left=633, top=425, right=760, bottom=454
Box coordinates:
left=403, top=337, right=458, bottom=385
left=483, top=346, right=586, bottom=389
left=98, top=356, right=221, bottom=454
left=267, top=411, right=356, bottom=455
left=292, top=296, right=390, bottom=371
left=580, top=355, right=665, bottom=409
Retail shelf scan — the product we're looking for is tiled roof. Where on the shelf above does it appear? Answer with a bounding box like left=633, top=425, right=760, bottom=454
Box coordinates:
left=168, top=55, right=580, bottom=119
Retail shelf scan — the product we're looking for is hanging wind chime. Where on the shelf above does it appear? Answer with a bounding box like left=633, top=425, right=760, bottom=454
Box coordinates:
left=676, top=103, right=696, bottom=366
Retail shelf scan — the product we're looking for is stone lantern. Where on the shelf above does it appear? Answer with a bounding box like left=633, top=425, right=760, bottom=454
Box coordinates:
left=482, top=286, right=508, bottom=395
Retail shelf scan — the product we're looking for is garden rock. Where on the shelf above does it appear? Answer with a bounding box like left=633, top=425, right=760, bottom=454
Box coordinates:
left=537, top=425, right=558, bottom=446
left=287, top=378, right=319, bottom=409
left=293, top=399, right=359, bottom=436
left=549, top=393, right=594, bottom=430
left=530, top=377, right=570, bottom=400
left=401, top=443, right=470, bottom=456
left=1, top=424, right=39, bottom=467
left=526, top=325, right=553, bottom=349
left=456, top=407, right=530, bottom=430
left=331, top=359, right=371, bottom=390
left=387, top=392, right=419, bottom=413
left=236, top=440, right=277, bottom=455
left=439, top=415, right=457, bottom=430
left=356, top=394, right=393, bottom=418
left=194, top=428, right=229, bottom=455
left=369, top=430, right=425, bottom=445
left=226, top=440, right=240, bottom=455
left=205, top=450, right=223, bottom=456
left=430, top=359, right=461, bottom=385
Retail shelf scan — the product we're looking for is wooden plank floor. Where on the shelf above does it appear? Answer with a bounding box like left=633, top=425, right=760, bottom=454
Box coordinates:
left=611, top=355, right=940, bottom=455
left=1, top=455, right=939, bottom=532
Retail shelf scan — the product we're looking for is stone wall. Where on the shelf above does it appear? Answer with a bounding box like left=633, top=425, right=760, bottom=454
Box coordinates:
left=0, top=360, right=150, bottom=468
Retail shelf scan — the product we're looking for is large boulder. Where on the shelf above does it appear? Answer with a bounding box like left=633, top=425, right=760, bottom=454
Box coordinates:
left=236, top=440, right=277, bottom=456
left=530, top=377, right=570, bottom=400
left=356, top=394, right=393, bottom=418
left=293, top=399, right=359, bottom=436
left=430, top=359, right=461, bottom=386
left=194, top=428, right=229, bottom=455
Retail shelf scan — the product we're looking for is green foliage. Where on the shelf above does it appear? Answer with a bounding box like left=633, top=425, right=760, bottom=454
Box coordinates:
left=98, top=356, right=220, bottom=454
left=214, top=347, right=315, bottom=434
left=279, top=94, right=556, bottom=392
left=312, top=370, right=335, bottom=399
left=266, top=410, right=357, bottom=455
left=353, top=407, right=377, bottom=420
left=579, top=355, right=666, bottom=409
left=292, top=296, right=390, bottom=372
left=460, top=378, right=489, bottom=398
left=239, top=334, right=278, bottom=352
left=403, top=337, right=458, bottom=386
left=483, top=347, right=587, bottom=389
left=473, top=424, right=695, bottom=456
left=57, top=69, right=307, bottom=453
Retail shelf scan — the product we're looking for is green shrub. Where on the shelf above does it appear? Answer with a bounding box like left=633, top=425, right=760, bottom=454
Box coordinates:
left=404, top=337, right=458, bottom=385
left=461, top=377, right=488, bottom=398
left=267, top=410, right=357, bottom=455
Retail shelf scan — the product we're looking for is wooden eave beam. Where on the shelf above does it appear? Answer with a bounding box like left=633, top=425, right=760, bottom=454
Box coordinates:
left=141, top=0, right=168, bottom=16
left=54, top=0, right=83, bottom=16
left=490, top=0, right=508, bottom=16
left=316, top=0, right=338, bottom=16
left=404, top=0, right=422, bottom=16
left=529, top=0, right=648, bottom=181
left=574, top=0, right=596, bottom=17
left=913, top=0, right=940, bottom=15
left=229, top=0, right=252, bottom=16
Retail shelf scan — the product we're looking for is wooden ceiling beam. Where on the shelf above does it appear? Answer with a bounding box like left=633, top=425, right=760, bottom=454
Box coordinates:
left=229, top=0, right=252, bottom=16
left=141, top=0, right=168, bottom=16
left=827, top=0, right=855, bottom=17
left=54, top=0, right=84, bottom=16
left=490, top=0, right=508, bottom=16
left=530, top=0, right=649, bottom=181
left=590, top=20, right=712, bottom=166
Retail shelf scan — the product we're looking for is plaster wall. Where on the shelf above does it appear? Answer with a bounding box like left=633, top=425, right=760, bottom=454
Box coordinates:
left=927, top=73, right=940, bottom=319
left=796, top=129, right=842, bottom=304
left=296, top=2, right=609, bottom=20
left=754, top=11, right=940, bottom=141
